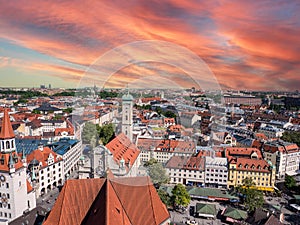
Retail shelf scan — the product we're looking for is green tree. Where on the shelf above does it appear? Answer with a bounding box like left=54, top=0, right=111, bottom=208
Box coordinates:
left=147, top=162, right=169, bottom=185
left=238, top=177, right=264, bottom=212
left=63, top=108, right=73, bottom=114
left=171, top=184, right=191, bottom=208
left=157, top=189, right=171, bottom=207
left=164, top=111, right=177, bottom=119
left=99, top=123, right=115, bottom=145
left=285, top=175, right=296, bottom=189
left=82, top=122, right=98, bottom=145
left=32, top=109, right=41, bottom=114
left=281, top=131, right=300, bottom=146
left=144, top=158, right=158, bottom=167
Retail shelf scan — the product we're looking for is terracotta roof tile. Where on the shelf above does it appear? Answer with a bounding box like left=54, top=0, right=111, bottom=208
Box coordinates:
left=44, top=177, right=170, bottom=225
left=0, top=108, right=15, bottom=139
left=0, top=152, right=24, bottom=172
left=26, top=147, right=62, bottom=168
left=105, top=133, right=140, bottom=165
left=27, top=180, right=34, bottom=193
left=44, top=179, right=105, bottom=225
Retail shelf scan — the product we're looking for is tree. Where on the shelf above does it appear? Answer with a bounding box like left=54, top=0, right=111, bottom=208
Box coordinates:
left=98, top=123, right=115, bottom=145
left=147, top=162, right=169, bottom=186
left=281, top=131, right=300, bottom=146
left=144, top=158, right=158, bottom=167
left=238, top=177, right=264, bottom=212
left=82, top=122, right=98, bottom=145
left=285, top=175, right=296, bottom=189
left=157, top=189, right=171, bottom=207
left=171, top=184, right=191, bottom=208
left=164, top=111, right=177, bottom=119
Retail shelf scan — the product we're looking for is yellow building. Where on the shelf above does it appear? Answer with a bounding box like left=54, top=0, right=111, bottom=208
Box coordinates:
left=228, top=157, right=276, bottom=191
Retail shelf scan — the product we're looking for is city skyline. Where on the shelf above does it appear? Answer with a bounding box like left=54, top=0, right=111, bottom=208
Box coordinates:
left=0, top=1, right=300, bottom=90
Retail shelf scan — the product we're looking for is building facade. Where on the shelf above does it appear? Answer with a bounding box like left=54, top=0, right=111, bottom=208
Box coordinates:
left=0, top=109, right=36, bottom=222
left=262, top=141, right=300, bottom=179
left=165, top=155, right=205, bottom=186
left=27, top=146, right=63, bottom=197
left=204, top=156, right=228, bottom=189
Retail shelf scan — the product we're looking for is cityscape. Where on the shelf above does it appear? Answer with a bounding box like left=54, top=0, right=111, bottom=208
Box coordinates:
left=1, top=1, right=300, bottom=225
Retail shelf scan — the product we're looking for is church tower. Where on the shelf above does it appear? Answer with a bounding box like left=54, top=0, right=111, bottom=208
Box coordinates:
left=0, top=109, right=36, bottom=222
left=121, top=91, right=133, bottom=142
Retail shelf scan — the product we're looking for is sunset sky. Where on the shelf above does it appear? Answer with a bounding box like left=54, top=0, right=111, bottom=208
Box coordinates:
left=0, top=0, right=299, bottom=90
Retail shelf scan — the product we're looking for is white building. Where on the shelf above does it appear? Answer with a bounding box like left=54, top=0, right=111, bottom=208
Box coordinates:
left=0, top=109, right=36, bottom=223
left=26, top=145, right=63, bottom=197
left=137, top=138, right=195, bottom=164
left=204, top=156, right=228, bottom=189
left=165, top=155, right=205, bottom=186
left=48, top=138, right=82, bottom=180
left=262, top=141, right=300, bottom=179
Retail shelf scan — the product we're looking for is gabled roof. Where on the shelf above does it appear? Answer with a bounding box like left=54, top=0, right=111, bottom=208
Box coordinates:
left=222, top=207, right=248, bottom=220
left=44, top=177, right=170, bottom=225
left=26, top=147, right=62, bottom=167
left=44, top=179, right=105, bottom=225
left=0, top=108, right=15, bottom=139
left=105, top=133, right=140, bottom=165
left=0, top=152, right=24, bottom=172
left=195, top=203, right=217, bottom=216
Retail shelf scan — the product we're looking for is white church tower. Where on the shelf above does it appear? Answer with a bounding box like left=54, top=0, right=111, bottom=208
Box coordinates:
left=121, top=91, right=133, bottom=142
left=0, top=109, right=36, bottom=222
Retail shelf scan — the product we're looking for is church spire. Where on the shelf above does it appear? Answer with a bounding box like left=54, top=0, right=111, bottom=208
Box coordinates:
left=0, top=108, right=15, bottom=139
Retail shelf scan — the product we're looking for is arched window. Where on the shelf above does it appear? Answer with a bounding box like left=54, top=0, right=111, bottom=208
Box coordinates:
left=11, top=140, right=14, bottom=148
left=2, top=141, right=4, bottom=150
left=6, top=141, right=10, bottom=149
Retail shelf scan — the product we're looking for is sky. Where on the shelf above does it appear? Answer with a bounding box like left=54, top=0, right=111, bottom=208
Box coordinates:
left=0, top=0, right=299, bottom=91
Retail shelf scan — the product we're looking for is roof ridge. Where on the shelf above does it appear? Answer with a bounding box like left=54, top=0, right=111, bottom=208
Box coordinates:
left=57, top=180, right=68, bottom=225
left=105, top=179, right=109, bottom=225
left=109, top=179, right=134, bottom=225
left=146, top=176, right=158, bottom=225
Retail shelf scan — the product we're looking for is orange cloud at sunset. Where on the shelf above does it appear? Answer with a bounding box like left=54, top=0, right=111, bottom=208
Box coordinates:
left=0, top=0, right=299, bottom=90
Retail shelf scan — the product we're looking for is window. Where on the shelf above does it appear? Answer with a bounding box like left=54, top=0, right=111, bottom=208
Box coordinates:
left=6, top=183, right=9, bottom=188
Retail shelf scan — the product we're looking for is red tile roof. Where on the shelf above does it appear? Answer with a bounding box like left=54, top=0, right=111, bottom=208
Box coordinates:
left=232, top=158, right=271, bottom=173
left=44, top=179, right=105, bottom=225
left=105, top=133, right=140, bottom=165
left=26, top=147, right=62, bottom=168
left=137, top=138, right=195, bottom=153
left=0, top=108, right=15, bottom=139
left=27, top=180, right=34, bottom=193
left=0, top=152, right=24, bottom=172
left=44, top=177, right=170, bottom=225
left=225, top=147, right=262, bottom=159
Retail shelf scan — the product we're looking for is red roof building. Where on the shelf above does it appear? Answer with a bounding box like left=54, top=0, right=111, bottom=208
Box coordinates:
left=44, top=177, right=170, bottom=225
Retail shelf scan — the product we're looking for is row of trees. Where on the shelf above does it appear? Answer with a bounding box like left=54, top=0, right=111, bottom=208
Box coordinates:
left=82, top=122, right=115, bottom=146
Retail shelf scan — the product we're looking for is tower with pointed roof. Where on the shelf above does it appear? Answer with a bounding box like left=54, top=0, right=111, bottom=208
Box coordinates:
left=121, top=90, right=133, bottom=142
left=0, top=109, right=36, bottom=222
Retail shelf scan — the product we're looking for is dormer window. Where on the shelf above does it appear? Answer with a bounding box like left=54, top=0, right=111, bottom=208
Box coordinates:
left=251, top=165, right=255, bottom=169
left=245, top=164, right=248, bottom=169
